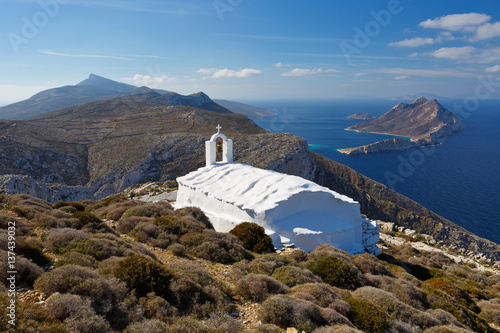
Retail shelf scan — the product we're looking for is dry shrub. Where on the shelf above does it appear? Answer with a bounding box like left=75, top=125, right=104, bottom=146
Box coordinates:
left=125, top=319, right=168, bottom=333
left=117, top=216, right=153, bottom=234
left=234, top=253, right=295, bottom=275
left=426, top=309, right=466, bottom=328
left=306, top=256, right=361, bottom=289
left=55, top=251, right=98, bottom=268
left=0, top=291, right=66, bottom=332
left=168, top=243, right=186, bottom=256
left=35, top=213, right=78, bottom=229
left=288, top=249, right=309, bottom=263
left=174, top=206, right=213, bottom=228
left=64, top=313, right=111, bottom=333
left=0, top=213, right=29, bottom=235
left=139, top=292, right=178, bottom=320
left=34, top=265, right=128, bottom=319
left=386, top=320, right=419, bottom=333
left=312, top=325, right=363, bottom=333
left=206, top=311, right=244, bottom=332
left=122, top=201, right=172, bottom=219
left=94, top=201, right=141, bottom=221
left=6, top=194, right=53, bottom=217
left=229, top=222, right=274, bottom=253
left=130, top=222, right=178, bottom=249
left=254, top=323, right=282, bottom=333
left=45, top=228, right=90, bottom=252
left=167, top=261, right=232, bottom=316
left=0, top=251, right=43, bottom=287
left=477, top=301, right=500, bottom=326
left=235, top=273, right=289, bottom=302
left=309, top=244, right=356, bottom=266
left=352, top=253, right=392, bottom=276
left=45, top=292, right=94, bottom=321
left=365, top=274, right=429, bottom=310
left=272, top=265, right=321, bottom=287
left=47, top=230, right=154, bottom=261
left=163, top=316, right=210, bottom=333
left=258, top=294, right=327, bottom=332
left=423, top=325, right=474, bottom=333
left=319, top=307, right=355, bottom=327
left=353, top=286, right=439, bottom=329
left=290, top=283, right=341, bottom=308
left=183, top=229, right=253, bottom=264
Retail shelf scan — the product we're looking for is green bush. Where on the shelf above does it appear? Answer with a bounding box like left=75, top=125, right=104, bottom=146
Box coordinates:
left=55, top=252, right=98, bottom=268
left=18, top=239, right=51, bottom=266
left=229, top=222, right=274, bottom=253
left=306, top=256, right=360, bottom=288
left=272, top=266, right=320, bottom=287
left=53, top=201, right=85, bottom=212
left=113, top=255, right=173, bottom=298
left=71, top=211, right=102, bottom=225
left=346, top=298, right=389, bottom=333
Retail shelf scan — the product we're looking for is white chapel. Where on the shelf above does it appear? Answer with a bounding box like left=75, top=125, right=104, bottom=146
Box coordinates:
left=176, top=126, right=379, bottom=254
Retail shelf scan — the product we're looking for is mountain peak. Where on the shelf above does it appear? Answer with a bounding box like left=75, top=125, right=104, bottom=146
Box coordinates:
left=77, top=74, right=136, bottom=93
left=412, top=96, right=428, bottom=104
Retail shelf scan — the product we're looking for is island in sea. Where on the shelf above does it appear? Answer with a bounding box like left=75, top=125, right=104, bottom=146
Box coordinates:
left=338, top=97, right=464, bottom=155
left=346, top=112, right=375, bottom=120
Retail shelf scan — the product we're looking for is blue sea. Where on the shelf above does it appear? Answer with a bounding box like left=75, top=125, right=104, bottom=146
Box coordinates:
left=253, top=99, right=500, bottom=245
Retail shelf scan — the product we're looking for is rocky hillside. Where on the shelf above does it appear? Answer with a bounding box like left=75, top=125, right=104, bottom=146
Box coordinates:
left=339, top=97, right=465, bottom=155
left=0, top=93, right=312, bottom=201
left=0, top=193, right=499, bottom=332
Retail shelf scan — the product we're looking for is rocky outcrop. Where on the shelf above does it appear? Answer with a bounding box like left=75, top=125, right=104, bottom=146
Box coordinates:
left=339, top=97, right=464, bottom=155
left=338, top=137, right=422, bottom=155
left=0, top=175, right=94, bottom=204
left=347, top=113, right=375, bottom=120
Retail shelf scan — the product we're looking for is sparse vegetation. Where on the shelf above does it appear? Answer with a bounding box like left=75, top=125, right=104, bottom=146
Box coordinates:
left=1, top=192, right=498, bottom=332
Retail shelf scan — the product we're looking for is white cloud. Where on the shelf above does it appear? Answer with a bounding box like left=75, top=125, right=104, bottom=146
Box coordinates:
left=355, top=72, right=367, bottom=77
left=436, top=31, right=455, bottom=42
left=409, top=53, right=419, bottom=57
left=122, top=74, right=176, bottom=86
left=395, top=75, right=408, bottom=80
left=427, top=46, right=476, bottom=60
left=274, top=62, right=283, bottom=67
left=281, top=67, right=338, bottom=77
left=473, top=22, right=500, bottom=40
left=389, top=37, right=435, bottom=47
left=212, top=68, right=262, bottom=78
left=419, top=13, right=490, bottom=31
left=196, top=68, right=217, bottom=75
left=485, top=64, right=500, bottom=72
left=425, top=46, right=500, bottom=63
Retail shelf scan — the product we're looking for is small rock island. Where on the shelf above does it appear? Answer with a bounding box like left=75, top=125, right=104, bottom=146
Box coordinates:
left=338, top=97, right=464, bottom=155
left=347, top=112, right=375, bottom=120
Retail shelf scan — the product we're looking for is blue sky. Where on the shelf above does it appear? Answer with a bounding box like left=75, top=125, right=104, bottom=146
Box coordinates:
left=1, top=0, right=500, bottom=104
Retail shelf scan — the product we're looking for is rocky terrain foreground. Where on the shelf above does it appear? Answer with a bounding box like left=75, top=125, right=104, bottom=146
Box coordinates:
left=338, top=97, right=464, bottom=155
left=0, top=190, right=499, bottom=332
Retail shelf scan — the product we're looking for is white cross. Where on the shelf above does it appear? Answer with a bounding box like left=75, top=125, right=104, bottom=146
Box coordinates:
left=216, top=124, right=222, bottom=133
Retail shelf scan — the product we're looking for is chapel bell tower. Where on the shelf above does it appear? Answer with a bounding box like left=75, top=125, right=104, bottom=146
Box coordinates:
left=206, top=124, right=233, bottom=166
